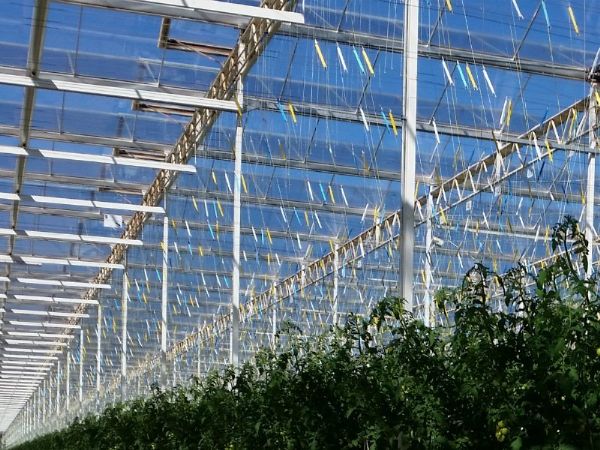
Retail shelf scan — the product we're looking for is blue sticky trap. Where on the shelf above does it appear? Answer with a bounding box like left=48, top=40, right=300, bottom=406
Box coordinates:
left=155, top=269, right=161, bottom=282
left=224, top=276, right=229, bottom=288
left=319, top=183, right=327, bottom=202
left=261, top=229, right=265, bottom=244
left=277, top=101, right=288, bottom=122
left=540, top=107, right=548, bottom=125
left=456, top=62, right=469, bottom=89
left=294, top=207, right=301, bottom=225
left=207, top=222, right=215, bottom=239
left=352, top=47, right=366, bottom=74
left=188, top=243, right=193, bottom=255
left=212, top=201, right=218, bottom=217
left=541, top=0, right=550, bottom=28
left=381, top=110, right=391, bottom=133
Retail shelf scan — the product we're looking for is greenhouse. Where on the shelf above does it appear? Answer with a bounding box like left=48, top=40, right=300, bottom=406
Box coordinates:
left=0, top=0, right=599, bottom=448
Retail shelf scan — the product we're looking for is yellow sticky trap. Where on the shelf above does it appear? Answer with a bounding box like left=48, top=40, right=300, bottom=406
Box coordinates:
left=445, top=0, right=453, bottom=12
left=198, top=246, right=203, bottom=256
left=279, top=142, right=287, bottom=160
left=440, top=208, right=448, bottom=225
left=389, top=111, right=398, bottom=136
left=304, top=210, right=310, bottom=226
left=215, top=222, right=220, bottom=236
left=217, top=200, right=224, bottom=216
left=506, top=217, right=513, bottom=234
left=267, top=253, right=271, bottom=264
left=241, top=174, right=248, bottom=194
left=288, top=103, right=297, bottom=123
left=160, top=241, right=166, bottom=251
left=595, top=90, right=600, bottom=107
left=361, top=48, right=375, bottom=76
left=211, top=171, right=217, bottom=185
left=505, top=100, right=513, bottom=127
left=171, top=218, right=176, bottom=229
left=545, top=140, right=553, bottom=162
left=329, top=240, right=335, bottom=253
left=192, top=196, right=198, bottom=212
left=465, top=64, right=478, bottom=90
left=567, top=6, right=580, bottom=35
left=266, top=228, right=273, bottom=245
left=328, top=185, right=336, bottom=204
left=314, top=39, right=327, bottom=69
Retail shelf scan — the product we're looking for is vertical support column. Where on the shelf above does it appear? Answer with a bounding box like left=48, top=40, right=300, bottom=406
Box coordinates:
left=36, top=389, right=40, bottom=430
left=161, top=211, right=169, bottom=387
left=121, top=253, right=129, bottom=400
left=230, top=42, right=245, bottom=368
left=424, top=193, right=433, bottom=327
left=196, top=319, right=202, bottom=377
left=25, top=401, right=29, bottom=439
left=79, top=328, right=84, bottom=405
left=32, top=391, right=36, bottom=436
left=41, top=379, right=46, bottom=425
left=48, top=376, right=52, bottom=423
left=332, top=245, right=340, bottom=325
left=399, top=0, right=420, bottom=310
left=56, top=361, right=61, bottom=415
left=66, top=349, right=71, bottom=412
left=96, top=304, right=102, bottom=405
left=173, top=358, right=177, bottom=387
left=586, top=81, right=598, bottom=278
left=271, top=298, right=277, bottom=350
left=269, top=283, right=277, bottom=350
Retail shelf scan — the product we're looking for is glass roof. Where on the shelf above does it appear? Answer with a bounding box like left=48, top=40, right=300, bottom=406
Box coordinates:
left=1, top=0, right=599, bottom=441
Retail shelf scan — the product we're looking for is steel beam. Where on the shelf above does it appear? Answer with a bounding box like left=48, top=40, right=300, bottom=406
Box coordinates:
left=0, top=69, right=237, bottom=112
left=65, top=349, right=70, bottom=411
left=78, top=329, right=83, bottom=405
left=95, top=305, right=101, bottom=406
left=57, top=0, right=304, bottom=26
left=586, top=82, right=598, bottom=277
left=0, top=228, right=143, bottom=246
left=160, top=214, right=168, bottom=387
left=399, top=0, right=419, bottom=309
left=424, top=193, right=433, bottom=327
left=230, top=42, right=244, bottom=368
left=121, top=254, right=128, bottom=400
left=0, top=144, right=195, bottom=173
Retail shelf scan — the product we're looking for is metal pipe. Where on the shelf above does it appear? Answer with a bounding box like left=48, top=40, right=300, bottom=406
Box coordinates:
left=399, top=0, right=420, bottom=309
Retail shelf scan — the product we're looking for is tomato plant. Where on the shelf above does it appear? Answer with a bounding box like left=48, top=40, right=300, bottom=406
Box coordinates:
left=12, top=217, right=600, bottom=449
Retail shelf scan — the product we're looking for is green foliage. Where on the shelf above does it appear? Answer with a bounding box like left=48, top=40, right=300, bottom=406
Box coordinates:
left=12, top=216, right=600, bottom=449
